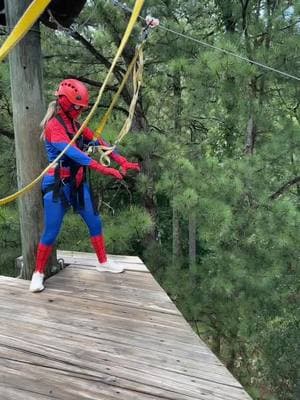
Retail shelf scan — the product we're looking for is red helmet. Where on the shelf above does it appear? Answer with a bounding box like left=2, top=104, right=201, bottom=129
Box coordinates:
left=55, top=79, right=89, bottom=107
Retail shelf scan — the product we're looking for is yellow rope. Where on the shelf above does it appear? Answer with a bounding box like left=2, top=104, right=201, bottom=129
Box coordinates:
left=0, top=0, right=145, bottom=206
left=95, top=43, right=144, bottom=138
left=92, top=43, right=144, bottom=166
left=0, top=0, right=52, bottom=62
left=115, top=47, right=144, bottom=145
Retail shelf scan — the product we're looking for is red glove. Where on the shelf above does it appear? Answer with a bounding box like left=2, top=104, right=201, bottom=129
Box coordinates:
left=119, top=160, right=141, bottom=176
left=109, top=153, right=140, bottom=176
left=89, top=160, right=123, bottom=180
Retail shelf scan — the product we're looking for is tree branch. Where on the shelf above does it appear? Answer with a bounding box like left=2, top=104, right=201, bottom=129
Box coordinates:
left=69, top=30, right=133, bottom=107
left=0, top=128, right=14, bottom=140
left=269, top=177, right=300, bottom=200
left=69, top=30, right=126, bottom=75
left=67, top=75, right=118, bottom=92
left=97, top=104, right=128, bottom=116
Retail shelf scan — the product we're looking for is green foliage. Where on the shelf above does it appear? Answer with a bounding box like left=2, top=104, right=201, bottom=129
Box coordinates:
left=57, top=205, right=153, bottom=256
left=0, top=207, right=21, bottom=276
left=104, top=205, right=154, bottom=254
left=57, top=212, right=92, bottom=252
left=258, top=315, right=300, bottom=398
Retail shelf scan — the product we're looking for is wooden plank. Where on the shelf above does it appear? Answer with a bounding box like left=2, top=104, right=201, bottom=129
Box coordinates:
left=0, top=255, right=252, bottom=400
left=16, top=251, right=148, bottom=275
left=0, top=334, right=249, bottom=400
left=57, top=250, right=144, bottom=264
left=0, top=322, right=239, bottom=388
left=57, top=250, right=148, bottom=273
left=47, top=269, right=180, bottom=315
left=0, top=313, right=229, bottom=385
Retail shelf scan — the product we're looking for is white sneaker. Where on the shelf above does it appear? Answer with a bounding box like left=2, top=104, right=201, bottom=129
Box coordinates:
left=29, top=272, right=45, bottom=292
left=96, top=259, right=124, bottom=274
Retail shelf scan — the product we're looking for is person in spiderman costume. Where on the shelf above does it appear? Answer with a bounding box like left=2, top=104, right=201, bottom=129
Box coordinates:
left=29, top=79, right=140, bottom=292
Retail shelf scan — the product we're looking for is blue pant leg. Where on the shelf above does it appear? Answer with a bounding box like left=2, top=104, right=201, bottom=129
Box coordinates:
left=40, top=189, right=68, bottom=245
left=77, top=183, right=103, bottom=237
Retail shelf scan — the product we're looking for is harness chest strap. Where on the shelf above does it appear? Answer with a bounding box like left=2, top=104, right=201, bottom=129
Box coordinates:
left=52, top=114, right=86, bottom=184
left=47, top=166, right=71, bottom=178
left=45, top=115, right=87, bottom=210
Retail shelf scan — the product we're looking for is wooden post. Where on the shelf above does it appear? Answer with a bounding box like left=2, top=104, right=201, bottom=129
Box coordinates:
left=5, top=0, right=46, bottom=279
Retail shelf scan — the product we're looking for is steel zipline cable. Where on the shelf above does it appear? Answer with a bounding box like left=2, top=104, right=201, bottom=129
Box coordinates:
left=157, top=25, right=300, bottom=82
left=111, top=0, right=300, bottom=82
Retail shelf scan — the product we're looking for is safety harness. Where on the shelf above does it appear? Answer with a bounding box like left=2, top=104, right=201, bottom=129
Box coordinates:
left=43, top=115, right=94, bottom=212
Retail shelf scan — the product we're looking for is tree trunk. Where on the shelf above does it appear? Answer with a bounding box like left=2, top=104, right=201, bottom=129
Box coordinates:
left=215, top=0, right=236, bottom=33
left=244, top=115, right=257, bottom=155
left=131, top=101, right=148, bottom=132
left=172, top=71, right=183, bottom=263
left=211, top=332, right=221, bottom=356
left=6, top=0, right=46, bottom=279
left=172, top=207, right=180, bottom=264
left=189, top=213, right=196, bottom=268
left=226, top=341, right=237, bottom=372
left=173, top=71, right=182, bottom=134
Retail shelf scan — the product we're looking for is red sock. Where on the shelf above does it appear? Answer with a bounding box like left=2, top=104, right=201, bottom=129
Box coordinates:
left=35, top=243, right=53, bottom=274
left=90, top=235, right=107, bottom=263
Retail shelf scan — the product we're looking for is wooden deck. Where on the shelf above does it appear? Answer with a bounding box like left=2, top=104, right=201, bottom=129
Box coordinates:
left=0, top=251, right=252, bottom=400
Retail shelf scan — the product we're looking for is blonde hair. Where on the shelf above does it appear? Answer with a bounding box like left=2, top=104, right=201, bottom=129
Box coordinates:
left=40, top=100, right=59, bottom=139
